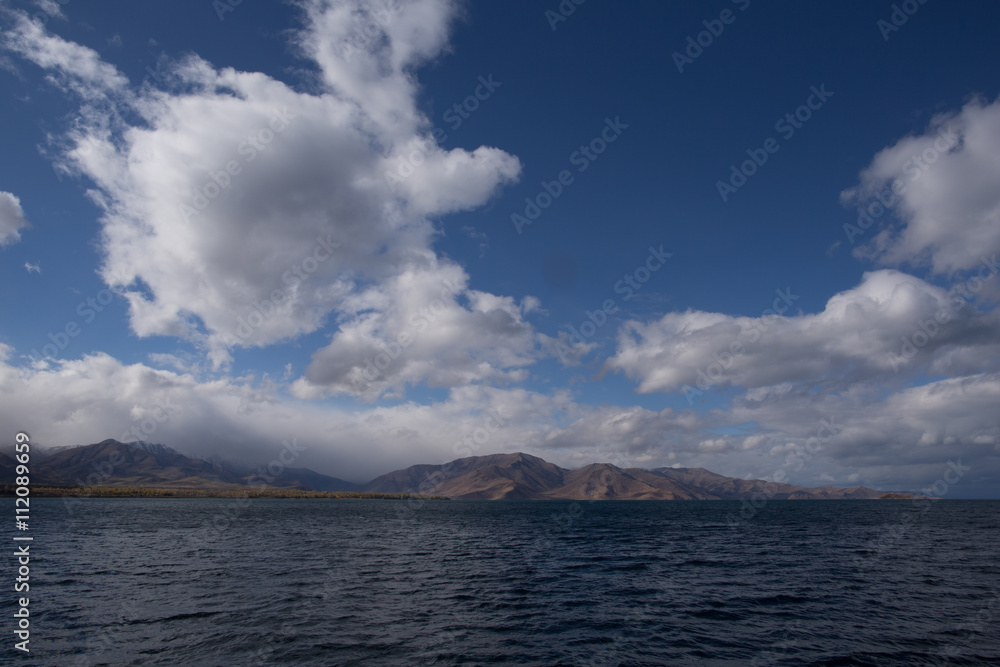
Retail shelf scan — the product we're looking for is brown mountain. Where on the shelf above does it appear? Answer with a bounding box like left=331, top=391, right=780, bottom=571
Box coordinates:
left=364, top=453, right=565, bottom=499
left=363, top=453, right=919, bottom=501
left=25, top=440, right=355, bottom=491
left=553, top=464, right=710, bottom=500
left=12, top=441, right=918, bottom=500
left=31, top=440, right=245, bottom=489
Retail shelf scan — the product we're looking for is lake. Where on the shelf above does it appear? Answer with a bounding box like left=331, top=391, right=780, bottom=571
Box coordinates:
left=12, top=498, right=1000, bottom=665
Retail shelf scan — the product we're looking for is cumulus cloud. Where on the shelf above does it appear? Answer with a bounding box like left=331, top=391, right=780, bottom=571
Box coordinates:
left=1, top=348, right=994, bottom=493
left=0, top=348, right=694, bottom=482
left=1, top=1, right=524, bottom=385
left=722, top=372, right=1000, bottom=495
left=532, top=403, right=705, bottom=469
left=0, top=191, right=30, bottom=246
left=843, top=96, right=1000, bottom=275
left=603, top=270, right=1000, bottom=395
left=4, top=3, right=996, bottom=497
left=291, top=262, right=542, bottom=399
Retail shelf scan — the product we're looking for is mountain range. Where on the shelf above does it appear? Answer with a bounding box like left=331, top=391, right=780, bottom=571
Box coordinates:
left=1, top=439, right=355, bottom=492
left=363, top=452, right=914, bottom=500
left=2, top=439, right=918, bottom=500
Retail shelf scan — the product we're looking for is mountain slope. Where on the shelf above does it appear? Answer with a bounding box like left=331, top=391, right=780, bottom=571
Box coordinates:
left=24, top=440, right=355, bottom=491
left=32, top=439, right=245, bottom=488
left=549, top=464, right=710, bottom=500
left=0, top=451, right=18, bottom=482
left=10, top=440, right=918, bottom=500
left=366, top=454, right=918, bottom=500
left=648, top=467, right=897, bottom=500
left=266, top=467, right=358, bottom=492
left=364, top=452, right=567, bottom=499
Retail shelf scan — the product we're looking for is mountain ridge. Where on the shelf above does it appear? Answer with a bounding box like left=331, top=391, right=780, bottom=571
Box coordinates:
left=7, top=441, right=921, bottom=500
left=13, top=439, right=356, bottom=492
left=362, top=451, right=920, bottom=501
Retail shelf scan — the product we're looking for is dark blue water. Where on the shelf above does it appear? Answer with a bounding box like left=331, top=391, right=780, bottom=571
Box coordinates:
left=9, top=498, right=1000, bottom=665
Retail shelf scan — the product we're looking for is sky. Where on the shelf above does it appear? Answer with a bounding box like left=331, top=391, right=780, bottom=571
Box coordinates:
left=1, top=0, right=998, bottom=497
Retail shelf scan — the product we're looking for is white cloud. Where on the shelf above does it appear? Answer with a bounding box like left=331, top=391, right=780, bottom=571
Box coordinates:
left=843, top=96, right=1000, bottom=274
left=2, top=13, right=128, bottom=98
left=603, top=269, right=1000, bottom=394
left=0, top=191, right=30, bottom=246
left=2, top=1, right=526, bottom=390
left=722, top=372, right=1000, bottom=493
left=532, top=403, right=705, bottom=469
left=0, top=349, right=689, bottom=482
left=1, top=349, right=994, bottom=493
left=32, top=1, right=66, bottom=21
left=291, top=262, right=542, bottom=399
left=4, top=3, right=996, bottom=497
left=297, top=0, right=458, bottom=137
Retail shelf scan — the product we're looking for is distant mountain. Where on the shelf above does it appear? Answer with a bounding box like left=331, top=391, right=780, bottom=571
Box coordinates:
left=365, top=453, right=566, bottom=499
left=364, top=452, right=919, bottom=501
left=201, top=455, right=357, bottom=492
left=553, top=463, right=710, bottom=500
left=269, top=467, right=358, bottom=493
left=0, top=451, right=17, bottom=481
left=19, top=439, right=355, bottom=492
left=31, top=439, right=245, bottom=489
left=6, top=440, right=918, bottom=500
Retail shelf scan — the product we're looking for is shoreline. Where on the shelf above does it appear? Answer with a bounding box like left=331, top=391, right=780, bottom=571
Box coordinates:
left=0, top=484, right=448, bottom=500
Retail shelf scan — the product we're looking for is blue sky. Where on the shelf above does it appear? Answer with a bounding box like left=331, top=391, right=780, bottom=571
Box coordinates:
left=1, top=0, right=999, bottom=497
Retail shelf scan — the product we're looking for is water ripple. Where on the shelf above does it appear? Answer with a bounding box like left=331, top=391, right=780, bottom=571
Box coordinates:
left=9, top=498, right=999, bottom=666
